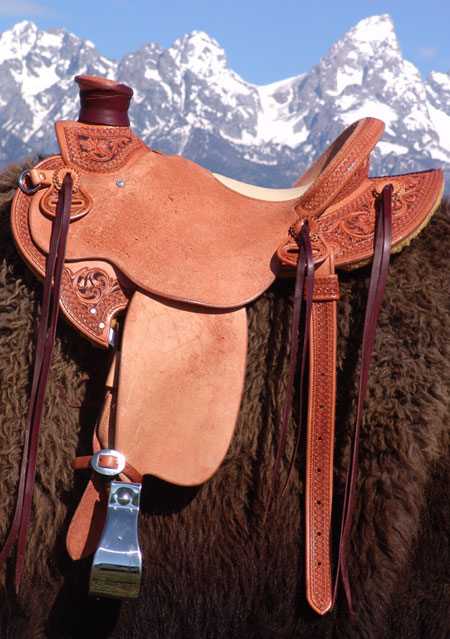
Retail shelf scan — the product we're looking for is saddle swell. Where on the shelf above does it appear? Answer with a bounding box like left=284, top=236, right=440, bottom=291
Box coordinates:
left=6, top=74, right=445, bottom=611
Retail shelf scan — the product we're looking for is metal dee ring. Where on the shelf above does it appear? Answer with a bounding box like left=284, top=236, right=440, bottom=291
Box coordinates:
left=18, top=169, right=42, bottom=194
left=91, top=449, right=126, bottom=477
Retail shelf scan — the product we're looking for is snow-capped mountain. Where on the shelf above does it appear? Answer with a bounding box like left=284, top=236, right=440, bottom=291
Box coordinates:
left=0, top=15, right=448, bottom=190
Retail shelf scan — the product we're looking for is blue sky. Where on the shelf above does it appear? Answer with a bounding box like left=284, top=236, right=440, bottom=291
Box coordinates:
left=0, top=0, right=449, bottom=84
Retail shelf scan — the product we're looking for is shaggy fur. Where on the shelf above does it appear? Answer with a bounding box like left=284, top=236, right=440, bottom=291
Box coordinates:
left=0, top=161, right=449, bottom=638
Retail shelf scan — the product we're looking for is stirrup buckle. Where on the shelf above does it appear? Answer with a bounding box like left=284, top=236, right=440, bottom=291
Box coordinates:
left=90, top=449, right=126, bottom=477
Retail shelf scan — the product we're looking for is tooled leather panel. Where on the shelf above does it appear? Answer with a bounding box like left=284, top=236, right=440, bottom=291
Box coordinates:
left=305, top=266, right=337, bottom=615
left=60, top=262, right=133, bottom=347
left=57, top=122, right=148, bottom=173
left=296, top=118, right=384, bottom=215
left=331, top=156, right=370, bottom=206
left=319, top=170, right=443, bottom=267
left=307, top=274, right=339, bottom=302
left=279, top=169, right=444, bottom=270
left=11, top=157, right=132, bottom=347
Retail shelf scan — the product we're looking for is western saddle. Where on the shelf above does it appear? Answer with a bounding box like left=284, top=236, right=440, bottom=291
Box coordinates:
left=2, top=75, right=444, bottom=615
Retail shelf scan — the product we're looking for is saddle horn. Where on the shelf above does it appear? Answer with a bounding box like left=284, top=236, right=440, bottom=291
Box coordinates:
left=75, top=75, right=133, bottom=127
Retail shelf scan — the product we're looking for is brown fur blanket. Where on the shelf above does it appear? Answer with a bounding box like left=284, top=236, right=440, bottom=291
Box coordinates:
left=0, top=161, right=449, bottom=638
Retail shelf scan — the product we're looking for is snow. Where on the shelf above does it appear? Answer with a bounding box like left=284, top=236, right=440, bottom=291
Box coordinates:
left=335, top=94, right=358, bottom=110
left=429, top=71, right=450, bottom=87
left=427, top=103, right=450, bottom=153
left=15, top=61, right=60, bottom=97
left=169, top=31, right=228, bottom=78
left=0, top=21, right=37, bottom=62
left=402, top=104, right=433, bottom=131
left=144, top=67, right=161, bottom=81
left=348, top=14, right=397, bottom=47
left=246, top=81, right=304, bottom=146
left=333, top=66, right=363, bottom=94
left=377, top=141, right=408, bottom=156
left=339, top=102, right=398, bottom=133
left=36, top=31, right=63, bottom=49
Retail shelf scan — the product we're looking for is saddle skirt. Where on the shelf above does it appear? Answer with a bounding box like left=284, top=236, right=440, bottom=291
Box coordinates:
left=6, top=75, right=445, bottom=614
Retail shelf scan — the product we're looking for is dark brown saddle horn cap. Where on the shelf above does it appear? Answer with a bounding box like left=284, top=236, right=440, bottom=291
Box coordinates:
left=75, top=75, right=133, bottom=127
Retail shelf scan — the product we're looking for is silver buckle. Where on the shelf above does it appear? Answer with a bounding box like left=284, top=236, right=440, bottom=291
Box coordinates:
left=89, top=481, right=142, bottom=599
left=90, top=449, right=125, bottom=477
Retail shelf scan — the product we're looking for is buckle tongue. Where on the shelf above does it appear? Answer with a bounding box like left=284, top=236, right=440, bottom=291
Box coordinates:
left=89, top=480, right=142, bottom=599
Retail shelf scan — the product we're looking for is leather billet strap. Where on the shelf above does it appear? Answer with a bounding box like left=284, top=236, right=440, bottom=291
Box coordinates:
left=263, top=227, right=338, bottom=614
left=0, top=173, right=74, bottom=588
left=305, top=256, right=339, bottom=615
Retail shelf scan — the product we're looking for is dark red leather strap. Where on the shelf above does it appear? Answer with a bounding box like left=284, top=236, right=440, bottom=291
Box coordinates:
left=334, top=184, right=393, bottom=613
left=264, top=222, right=314, bottom=520
left=0, top=174, right=73, bottom=589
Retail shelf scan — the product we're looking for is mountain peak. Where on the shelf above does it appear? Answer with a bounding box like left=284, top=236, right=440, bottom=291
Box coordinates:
left=0, top=20, right=39, bottom=62
left=328, top=13, right=401, bottom=62
left=168, top=31, right=228, bottom=77
left=348, top=14, right=397, bottom=46
left=9, top=20, right=38, bottom=36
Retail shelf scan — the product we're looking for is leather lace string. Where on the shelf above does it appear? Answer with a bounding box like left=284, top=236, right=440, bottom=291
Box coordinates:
left=333, top=184, right=393, bottom=613
left=0, top=174, right=73, bottom=589
left=264, top=222, right=314, bottom=521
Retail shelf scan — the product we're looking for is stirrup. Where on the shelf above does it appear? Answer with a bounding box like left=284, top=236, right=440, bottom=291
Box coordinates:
left=89, top=480, right=142, bottom=599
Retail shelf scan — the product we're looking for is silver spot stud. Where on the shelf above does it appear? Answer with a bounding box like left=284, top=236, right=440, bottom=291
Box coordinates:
left=116, top=179, right=126, bottom=187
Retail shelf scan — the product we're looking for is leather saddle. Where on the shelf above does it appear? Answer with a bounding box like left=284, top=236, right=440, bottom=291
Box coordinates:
left=4, top=75, right=444, bottom=614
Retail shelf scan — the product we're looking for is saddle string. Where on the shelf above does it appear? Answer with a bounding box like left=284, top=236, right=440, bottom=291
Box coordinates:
left=282, top=227, right=315, bottom=494
left=263, top=221, right=314, bottom=522
left=0, top=174, right=74, bottom=589
left=333, top=184, right=393, bottom=613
